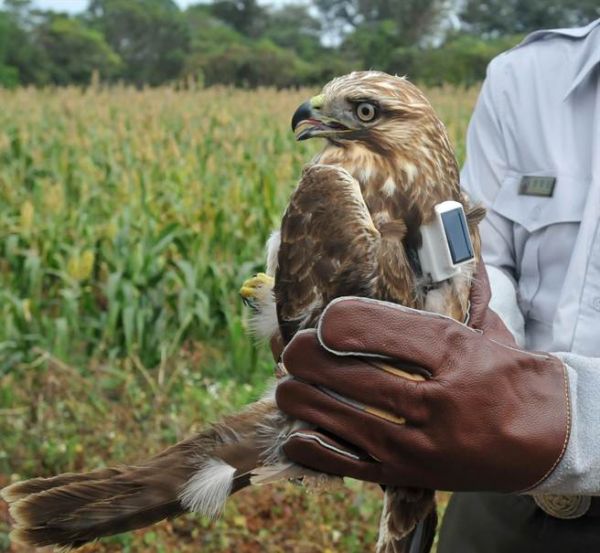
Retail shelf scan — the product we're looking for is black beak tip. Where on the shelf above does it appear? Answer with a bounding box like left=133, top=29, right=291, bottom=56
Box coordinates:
left=291, top=101, right=313, bottom=132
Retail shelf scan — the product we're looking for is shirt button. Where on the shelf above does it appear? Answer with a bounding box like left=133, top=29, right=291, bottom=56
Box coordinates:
left=592, top=297, right=600, bottom=312
left=532, top=206, right=542, bottom=219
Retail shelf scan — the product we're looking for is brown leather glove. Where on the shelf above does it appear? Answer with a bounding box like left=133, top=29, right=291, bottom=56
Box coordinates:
left=466, top=263, right=518, bottom=345
left=276, top=266, right=571, bottom=493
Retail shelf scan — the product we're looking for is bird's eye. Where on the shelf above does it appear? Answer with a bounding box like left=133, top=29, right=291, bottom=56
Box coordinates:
left=356, top=102, right=377, bottom=122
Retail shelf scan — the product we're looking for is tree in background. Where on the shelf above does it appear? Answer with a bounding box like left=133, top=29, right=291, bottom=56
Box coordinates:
left=184, top=1, right=340, bottom=87
left=407, top=33, right=523, bottom=86
left=0, top=0, right=50, bottom=85
left=183, top=3, right=245, bottom=84
left=209, top=0, right=266, bottom=39
left=315, top=0, right=457, bottom=74
left=0, top=12, right=20, bottom=87
left=262, top=4, right=323, bottom=61
left=35, top=14, right=121, bottom=85
left=314, top=0, right=454, bottom=45
left=87, top=0, right=189, bottom=85
left=0, top=0, right=598, bottom=88
left=461, top=0, right=600, bottom=36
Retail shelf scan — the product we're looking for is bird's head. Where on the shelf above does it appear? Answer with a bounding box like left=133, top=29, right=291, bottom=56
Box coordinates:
left=291, top=71, right=440, bottom=155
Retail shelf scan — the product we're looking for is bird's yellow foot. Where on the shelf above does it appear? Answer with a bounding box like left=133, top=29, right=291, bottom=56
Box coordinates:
left=240, top=273, right=274, bottom=310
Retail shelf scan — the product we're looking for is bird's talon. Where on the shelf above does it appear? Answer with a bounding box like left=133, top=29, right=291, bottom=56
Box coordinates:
left=241, top=295, right=257, bottom=310
left=240, top=273, right=274, bottom=309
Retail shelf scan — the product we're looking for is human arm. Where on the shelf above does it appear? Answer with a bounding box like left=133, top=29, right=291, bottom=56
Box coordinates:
left=460, top=56, right=600, bottom=495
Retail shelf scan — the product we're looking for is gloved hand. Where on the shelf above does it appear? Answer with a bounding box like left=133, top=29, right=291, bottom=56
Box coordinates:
left=276, top=265, right=571, bottom=493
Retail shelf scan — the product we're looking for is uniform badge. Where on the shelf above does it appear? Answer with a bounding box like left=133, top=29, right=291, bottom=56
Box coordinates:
left=519, top=176, right=556, bottom=197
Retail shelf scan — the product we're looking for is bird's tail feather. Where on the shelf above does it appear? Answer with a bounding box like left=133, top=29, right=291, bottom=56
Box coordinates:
left=376, top=488, right=437, bottom=553
left=377, top=508, right=437, bottom=553
left=2, top=467, right=127, bottom=503
left=2, top=396, right=284, bottom=550
left=4, top=462, right=190, bottom=549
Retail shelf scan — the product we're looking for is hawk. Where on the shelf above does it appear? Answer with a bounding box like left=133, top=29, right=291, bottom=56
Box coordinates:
left=2, top=71, right=484, bottom=553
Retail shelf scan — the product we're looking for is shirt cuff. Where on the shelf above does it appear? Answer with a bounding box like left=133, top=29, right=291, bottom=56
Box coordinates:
left=531, top=353, right=600, bottom=495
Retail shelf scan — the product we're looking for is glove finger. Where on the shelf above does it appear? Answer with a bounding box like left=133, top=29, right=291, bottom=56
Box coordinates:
left=466, top=261, right=491, bottom=325
left=466, top=263, right=518, bottom=345
left=317, top=297, right=480, bottom=376
left=283, top=429, right=385, bottom=483
left=276, top=377, right=417, bottom=463
left=282, top=330, right=428, bottom=424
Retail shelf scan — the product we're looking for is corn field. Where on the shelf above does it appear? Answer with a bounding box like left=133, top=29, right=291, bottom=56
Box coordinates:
left=0, top=84, right=479, bottom=552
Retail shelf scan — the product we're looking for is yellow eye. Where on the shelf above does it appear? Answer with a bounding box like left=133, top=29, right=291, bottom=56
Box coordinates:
left=356, top=102, right=377, bottom=122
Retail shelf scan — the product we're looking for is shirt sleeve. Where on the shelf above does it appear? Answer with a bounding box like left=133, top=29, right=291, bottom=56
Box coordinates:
left=532, top=353, right=600, bottom=495
left=487, top=265, right=525, bottom=347
left=461, top=58, right=517, bottom=282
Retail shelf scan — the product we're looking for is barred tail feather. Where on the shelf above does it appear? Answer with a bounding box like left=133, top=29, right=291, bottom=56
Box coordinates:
left=2, top=467, right=125, bottom=503
left=5, top=464, right=189, bottom=549
left=2, top=396, right=282, bottom=550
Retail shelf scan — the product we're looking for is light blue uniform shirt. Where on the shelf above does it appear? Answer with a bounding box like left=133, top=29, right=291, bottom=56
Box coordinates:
left=461, top=18, right=600, bottom=494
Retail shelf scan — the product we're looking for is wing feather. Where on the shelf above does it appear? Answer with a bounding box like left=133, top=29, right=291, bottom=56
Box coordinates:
left=275, top=164, right=381, bottom=343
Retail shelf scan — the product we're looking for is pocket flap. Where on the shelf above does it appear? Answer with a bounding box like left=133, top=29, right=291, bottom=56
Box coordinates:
left=493, top=174, right=589, bottom=232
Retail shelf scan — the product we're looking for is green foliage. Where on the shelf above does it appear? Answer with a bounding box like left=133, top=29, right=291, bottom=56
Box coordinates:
left=392, top=34, right=524, bottom=87
left=34, top=16, right=121, bottom=85
left=0, top=13, right=19, bottom=87
left=314, top=0, right=451, bottom=46
left=0, top=8, right=46, bottom=86
left=343, top=19, right=401, bottom=68
left=0, top=0, right=598, bottom=88
left=209, top=0, right=267, bottom=39
left=185, top=3, right=245, bottom=54
left=183, top=2, right=338, bottom=88
left=0, top=86, right=316, bottom=374
left=261, top=4, right=323, bottom=60
left=337, top=29, right=523, bottom=87
left=462, top=0, right=600, bottom=36
left=198, top=40, right=313, bottom=87
left=0, top=64, right=18, bottom=87
left=88, top=0, right=190, bottom=85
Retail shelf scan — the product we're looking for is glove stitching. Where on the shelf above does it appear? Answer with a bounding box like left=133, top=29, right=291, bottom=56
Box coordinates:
left=325, top=296, right=480, bottom=330
left=287, top=431, right=361, bottom=461
left=519, top=360, right=572, bottom=493
left=487, top=338, right=550, bottom=360
left=317, top=296, right=480, bottom=358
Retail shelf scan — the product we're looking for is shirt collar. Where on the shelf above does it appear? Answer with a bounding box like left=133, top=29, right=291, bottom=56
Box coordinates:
left=513, top=18, right=600, bottom=99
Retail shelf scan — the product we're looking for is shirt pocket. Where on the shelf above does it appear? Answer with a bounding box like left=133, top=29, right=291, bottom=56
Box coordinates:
left=492, top=173, right=588, bottom=323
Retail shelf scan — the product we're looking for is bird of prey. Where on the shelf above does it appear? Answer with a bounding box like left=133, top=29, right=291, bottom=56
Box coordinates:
left=2, top=71, right=484, bottom=553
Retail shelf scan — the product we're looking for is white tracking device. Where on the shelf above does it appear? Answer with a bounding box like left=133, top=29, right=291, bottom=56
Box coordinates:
left=417, top=201, right=474, bottom=283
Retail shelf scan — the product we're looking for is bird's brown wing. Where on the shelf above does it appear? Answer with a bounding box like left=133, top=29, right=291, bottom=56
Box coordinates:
left=275, top=164, right=381, bottom=343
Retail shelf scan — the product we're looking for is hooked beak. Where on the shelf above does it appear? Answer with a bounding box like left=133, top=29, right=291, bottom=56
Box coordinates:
left=291, top=101, right=314, bottom=137
left=291, top=96, right=350, bottom=141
